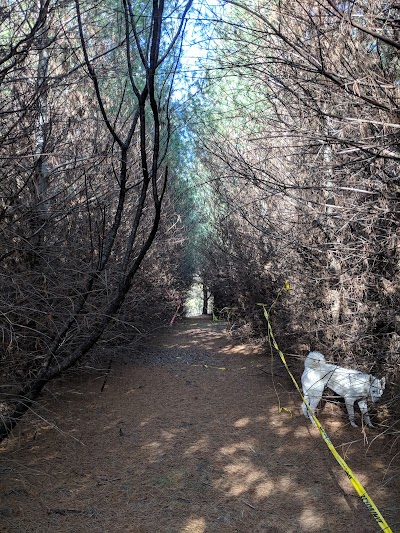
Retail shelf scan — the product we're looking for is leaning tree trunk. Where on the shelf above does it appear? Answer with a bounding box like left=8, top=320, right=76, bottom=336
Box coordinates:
left=0, top=0, right=193, bottom=440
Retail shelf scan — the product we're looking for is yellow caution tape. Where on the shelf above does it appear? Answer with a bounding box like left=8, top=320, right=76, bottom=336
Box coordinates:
left=259, top=286, right=393, bottom=533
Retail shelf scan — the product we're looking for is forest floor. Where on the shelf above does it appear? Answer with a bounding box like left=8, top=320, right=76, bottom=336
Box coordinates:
left=0, top=317, right=399, bottom=533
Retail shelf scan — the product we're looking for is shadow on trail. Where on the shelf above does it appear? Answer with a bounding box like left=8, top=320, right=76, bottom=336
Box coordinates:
left=0, top=318, right=398, bottom=532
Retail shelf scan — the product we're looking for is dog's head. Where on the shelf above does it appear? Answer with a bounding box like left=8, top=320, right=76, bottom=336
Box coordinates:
left=370, top=376, right=386, bottom=402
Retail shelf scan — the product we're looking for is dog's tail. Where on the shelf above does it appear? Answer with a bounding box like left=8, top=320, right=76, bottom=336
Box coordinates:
left=304, top=351, right=326, bottom=370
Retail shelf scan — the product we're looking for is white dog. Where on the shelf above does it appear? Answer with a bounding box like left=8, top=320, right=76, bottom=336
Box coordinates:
left=301, top=351, right=385, bottom=428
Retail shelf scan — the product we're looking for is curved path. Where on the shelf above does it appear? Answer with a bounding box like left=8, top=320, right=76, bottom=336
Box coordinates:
left=0, top=318, right=398, bottom=532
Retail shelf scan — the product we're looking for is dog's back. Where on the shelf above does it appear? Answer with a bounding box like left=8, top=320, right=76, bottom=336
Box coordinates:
left=304, top=352, right=372, bottom=396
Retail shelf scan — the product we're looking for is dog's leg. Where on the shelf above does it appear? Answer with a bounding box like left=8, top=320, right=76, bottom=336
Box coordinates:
left=301, top=398, right=310, bottom=419
left=358, top=399, right=374, bottom=427
left=344, top=398, right=358, bottom=427
left=303, top=394, right=321, bottom=426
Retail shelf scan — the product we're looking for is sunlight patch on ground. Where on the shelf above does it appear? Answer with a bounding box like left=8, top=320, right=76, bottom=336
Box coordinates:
left=372, top=459, right=386, bottom=469
left=233, top=417, right=251, bottom=428
left=325, top=419, right=344, bottom=430
left=267, top=406, right=298, bottom=436
left=183, top=436, right=211, bottom=456
left=216, top=460, right=270, bottom=497
left=161, top=428, right=184, bottom=441
left=143, top=440, right=161, bottom=450
left=142, top=440, right=164, bottom=462
left=338, top=469, right=368, bottom=493
left=181, top=516, right=206, bottom=532
left=220, top=343, right=262, bottom=356
left=293, top=425, right=315, bottom=438
left=269, top=424, right=292, bottom=437
left=299, top=508, right=325, bottom=530
left=215, top=461, right=305, bottom=502
left=254, top=480, right=274, bottom=498
left=276, top=475, right=293, bottom=492
left=219, top=440, right=258, bottom=457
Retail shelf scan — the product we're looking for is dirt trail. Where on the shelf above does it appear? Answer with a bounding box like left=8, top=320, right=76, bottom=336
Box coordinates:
left=0, top=318, right=399, bottom=533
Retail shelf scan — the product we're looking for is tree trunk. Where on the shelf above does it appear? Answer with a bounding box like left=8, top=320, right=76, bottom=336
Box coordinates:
left=202, top=283, right=209, bottom=315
